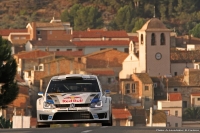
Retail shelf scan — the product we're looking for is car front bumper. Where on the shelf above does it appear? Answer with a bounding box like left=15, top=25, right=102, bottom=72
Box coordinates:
left=37, top=107, right=110, bottom=124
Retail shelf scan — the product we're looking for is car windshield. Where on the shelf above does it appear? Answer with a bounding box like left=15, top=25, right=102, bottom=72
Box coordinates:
left=47, top=78, right=100, bottom=93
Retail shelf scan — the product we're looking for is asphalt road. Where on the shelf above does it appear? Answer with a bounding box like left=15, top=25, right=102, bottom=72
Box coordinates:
left=0, top=127, right=200, bottom=133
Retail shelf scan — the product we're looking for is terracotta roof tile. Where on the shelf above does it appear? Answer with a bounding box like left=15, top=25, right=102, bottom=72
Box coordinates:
left=0, top=29, right=27, bottom=36
left=112, top=109, right=132, bottom=119
left=73, top=40, right=129, bottom=46
left=18, top=85, right=29, bottom=95
left=129, top=36, right=138, bottom=42
left=15, top=50, right=54, bottom=59
left=163, top=76, right=187, bottom=87
left=171, top=51, right=200, bottom=63
left=73, top=30, right=128, bottom=38
left=51, top=51, right=84, bottom=57
left=191, top=93, right=200, bottom=96
left=134, top=73, right=153, bottom=84
left=29, top=40, right=75, bottom=47
left=168, top=93, right=182, bottom=101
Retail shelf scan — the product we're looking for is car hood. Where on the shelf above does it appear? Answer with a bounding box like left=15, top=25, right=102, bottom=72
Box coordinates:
left=46, top=92, right=101, bottom=104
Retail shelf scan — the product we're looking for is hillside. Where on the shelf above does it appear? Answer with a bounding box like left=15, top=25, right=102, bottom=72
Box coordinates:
left=0, top=0, right=200, bottom=36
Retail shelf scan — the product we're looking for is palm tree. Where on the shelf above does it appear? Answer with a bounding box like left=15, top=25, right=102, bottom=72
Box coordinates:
left=183, top=107, right=200, bottom=120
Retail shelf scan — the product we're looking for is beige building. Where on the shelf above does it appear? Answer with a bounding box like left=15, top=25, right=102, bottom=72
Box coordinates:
left=112, top=108, right=133, bottom=126
left=157, top=93, right=182, bottom=127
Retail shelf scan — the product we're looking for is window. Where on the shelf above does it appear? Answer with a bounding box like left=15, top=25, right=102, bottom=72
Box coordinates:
left=160, top=33, right=165, bottom=45
left=67, top=49, right=72, bottom=51
left=124, top=48, right=128, bottom=53
left=108, top=78, right=111, bottom=84
left=57, top=49, right=60, bottom=51
left=49, top=31, right=52, bottom=34
left=151, top=33, right=156, bottom=45
left=14, top=37, right=19, bottom=40
left=113, top=48, right=117, bottom=50
left=100, top=48, right=106, bottom=50
left=37, top=30, right=40, bottom=35
left=132, top=83, right=136, bottom=93
left=197, top=98, right=200, bottom=101
left=125, top=83, right=130, bottom=94
left=141, top=34, right=143, bottom=44
left=175, top=110, right=178, bottom=117
left=78, top=58, right=81, bottom=63
left=145, top=86, right=149, bottom=91
left=78, top=49, right=83, bottom=51
left=174, top=88, right=178, bottom=92
left=20, top=37, right=26, bottom=39
left=174, top=72, right=177, bottom=76
left=175, top=123, right=178, bottom=127
left=183, top=101, right=187, bottom=108
left=153, top=83, right=157, bottom=88
left=145, top=97, right=149, bottom=101
left=195, top=65, right=199, bottom=69
left=39, top=66, right=43, bottom=70
left=116, top=120, right=120, bottom=126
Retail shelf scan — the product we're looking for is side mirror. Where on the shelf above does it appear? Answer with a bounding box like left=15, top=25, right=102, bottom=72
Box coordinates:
left=38, top=92, right=44, bottom=97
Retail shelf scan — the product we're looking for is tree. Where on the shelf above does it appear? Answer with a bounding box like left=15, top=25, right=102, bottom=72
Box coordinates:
left=0, top=37, right=19, bottom=108
left=183, top=107, right=200, bottom=120
left=61, top=4, right=103, bottom=30
left=189, top=23, right=200, bottom=38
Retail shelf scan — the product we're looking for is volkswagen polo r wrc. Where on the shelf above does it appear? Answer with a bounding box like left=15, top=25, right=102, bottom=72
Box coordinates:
left=36, top=74, right=112, bottom=127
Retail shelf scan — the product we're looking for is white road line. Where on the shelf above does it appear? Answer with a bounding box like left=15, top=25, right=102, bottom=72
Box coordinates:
left=101, top=126, right=108, bottom=128
left=81, top=130, right=93, bottom=133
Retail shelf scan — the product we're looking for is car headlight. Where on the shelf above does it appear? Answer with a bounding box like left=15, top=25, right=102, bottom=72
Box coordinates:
left=43, top=102, right=56, bottom=109
left=90, top=100, right=102, bottom=108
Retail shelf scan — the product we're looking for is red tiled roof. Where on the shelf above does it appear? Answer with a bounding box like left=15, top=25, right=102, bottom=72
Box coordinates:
left=112, top=109, right=132, bottom=119
left=73, top=30, right=128, bottom=38
left=29, top=40, right=75, bottom=47
left=15, top=74, right=25, bottom=82
left=73, top=40, right=129, bottom=46
left=86, top=70, right=115, bottom=76
left=129, top=36, right=138, bottom=42
left=191, top=93, right=200, bottom=96
left=0, top=29, right=27, bottom=36
left=168, top=93, right=182, bottom=101
left=15, top=50, right=54, bottom=59
left=51, top=51, right=84, bottom=57
left=18, top=85, right=29, bottom=96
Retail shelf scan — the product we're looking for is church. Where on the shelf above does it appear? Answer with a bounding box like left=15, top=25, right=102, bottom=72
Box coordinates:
left=120, top=17, right=171, bottom=78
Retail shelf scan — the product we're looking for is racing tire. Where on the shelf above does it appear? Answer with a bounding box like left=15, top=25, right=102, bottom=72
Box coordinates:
left=37, top=123, right=50, bottom=128
left=102, top=114, right=112, bottom=126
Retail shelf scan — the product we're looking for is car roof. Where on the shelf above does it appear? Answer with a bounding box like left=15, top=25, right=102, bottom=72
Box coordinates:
left=51, top=74, right=97, bottom=80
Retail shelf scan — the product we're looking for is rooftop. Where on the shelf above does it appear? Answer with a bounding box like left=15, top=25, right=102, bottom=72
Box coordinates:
left=134, top=73, right=153, bottom=84
left=29, top=40, right=75, bottom=47
left=112, top=108, right=132, bottom=119
left=73, top=30, right=128, bottom=38
left=73, top=40, right=129, bottom=46
left=0, top=29, right=27, bottom=36
left=15, top=50, right=54, bottom=59
left=168, top=93, right=182, bottom=101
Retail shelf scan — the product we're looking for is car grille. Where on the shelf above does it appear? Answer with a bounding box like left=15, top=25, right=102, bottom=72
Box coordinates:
left=53, top=112, right=93, bottom=120
left=55, top=104, right=90, bottom=108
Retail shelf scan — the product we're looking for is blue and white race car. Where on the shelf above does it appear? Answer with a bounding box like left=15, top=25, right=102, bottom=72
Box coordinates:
left=36, top=74, right=112, bottom=127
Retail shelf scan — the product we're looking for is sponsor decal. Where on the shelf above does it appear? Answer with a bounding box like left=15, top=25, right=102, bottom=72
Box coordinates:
left=62, top=96, right=83, bottom=103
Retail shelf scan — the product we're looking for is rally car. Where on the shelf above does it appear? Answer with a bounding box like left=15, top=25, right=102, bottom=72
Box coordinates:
left=36, top=74, right=112, bottom=127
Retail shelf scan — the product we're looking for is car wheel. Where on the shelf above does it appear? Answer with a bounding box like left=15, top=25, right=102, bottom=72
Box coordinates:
left=102, top=114, right=112, bottom=126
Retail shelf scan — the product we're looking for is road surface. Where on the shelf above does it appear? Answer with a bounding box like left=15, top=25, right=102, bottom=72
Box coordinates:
left=0, top=127, right=200, bottom=133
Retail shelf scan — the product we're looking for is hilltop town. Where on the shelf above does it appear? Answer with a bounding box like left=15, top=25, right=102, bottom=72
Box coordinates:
left=1, top=16, right=200, bottom=128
